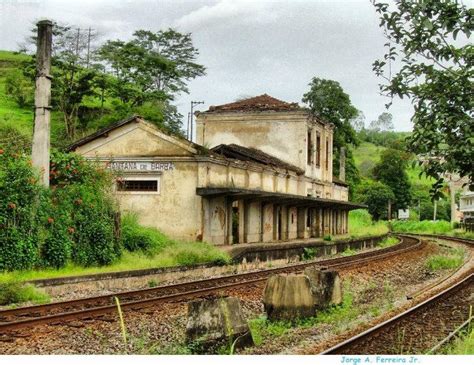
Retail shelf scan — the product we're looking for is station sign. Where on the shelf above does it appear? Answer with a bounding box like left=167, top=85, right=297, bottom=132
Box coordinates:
left=106, top=161, right=175, bottom=172
left=398, top=209, right=409, bottom=219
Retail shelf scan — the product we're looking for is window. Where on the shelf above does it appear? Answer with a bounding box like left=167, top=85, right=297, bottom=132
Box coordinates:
left=316, top=133, right=321, bottom=167
left=307, top=130, right=312, bottom=165
left=117, top=179, right=159, bottom=192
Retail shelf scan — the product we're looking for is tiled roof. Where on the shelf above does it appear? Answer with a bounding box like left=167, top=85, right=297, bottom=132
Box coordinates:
left=207, top=94, right=301, bottom=113
left=211, top=144, right=304, bottom=175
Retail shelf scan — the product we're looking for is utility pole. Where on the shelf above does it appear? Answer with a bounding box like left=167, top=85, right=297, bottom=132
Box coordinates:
left=32, top=20, right=53, bottom=187
left=187, top=112, right=191, bottom=139
left=75, top=28, right=80, bottom=58
left=190, top=100, right=204, bottom=142
left=433, top=199, right=438, bottom=221
left=86, top=27, right=91, bottom=68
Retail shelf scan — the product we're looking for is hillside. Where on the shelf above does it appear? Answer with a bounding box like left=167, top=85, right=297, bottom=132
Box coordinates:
left=0, top=50, right=33, bottom=135
left=352, top=141, right=434, bottom=189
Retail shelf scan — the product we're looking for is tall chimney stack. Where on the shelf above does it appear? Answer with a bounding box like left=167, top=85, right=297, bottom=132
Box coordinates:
left=32, top=20, right=53, bottom=187
left=339, top=147, right=346, bottom=181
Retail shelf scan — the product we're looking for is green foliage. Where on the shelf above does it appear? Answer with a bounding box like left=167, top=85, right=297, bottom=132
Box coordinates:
left=0, top=280, right=49, bottom=306
left=372, top=0, right=473, bottom=195
left=302, top=247, right=316, bottom=260
left=4, top=69, right=33, bottom=108
left=121, top=213, right=167, bottom=253
left=0, top=150, right=46, bottom=271
left=341, top=247, right=356, bottom=257
left=0, top=146, right=119, bottom=271
left=302, top=77, right=360, bottom=196
left=355, top=180, right=394, bottom=221
left=425, top=249, right=464, bottom=271
left=372, top=148, right=412, bottom=212
left=323, top=234, right=332, bottom=241
left=442, top=328, right=474, bottom=355
left=348, top=209, right=389, bottom=237
left=391, top=220, right=452, bottom=235
left=378, top=236, right=398, bottom=248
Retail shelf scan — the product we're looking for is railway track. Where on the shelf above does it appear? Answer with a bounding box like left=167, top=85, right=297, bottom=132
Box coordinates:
left=321, top=272, right=473, bottom=354
left=0, top=234, right=422, bottom=336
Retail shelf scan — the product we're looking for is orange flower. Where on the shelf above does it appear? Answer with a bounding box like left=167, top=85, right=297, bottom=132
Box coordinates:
left=67, top=227, right=75, bottom=234
left=74, top=198, right=83, bottom=205
left=7, top=202, right=16, bottom=209
left=0, top=149, right=4, bottom=155
left=47, top=217, right=54, bottom=224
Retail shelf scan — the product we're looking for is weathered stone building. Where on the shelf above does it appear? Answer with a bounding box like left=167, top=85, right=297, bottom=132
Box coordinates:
left=69, top=95, right=364, bottom=245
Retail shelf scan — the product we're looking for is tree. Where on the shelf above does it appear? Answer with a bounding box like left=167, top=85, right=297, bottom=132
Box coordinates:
left=368, top=112, right=394, bottom=132
left=355, top=180, right=395, bottom=221
left=23, top=22, right=103, bottom=140
left=350, top=110, right=366, bottom=132
left=98, top=28, right=206, bottom=105
left=372, top=0, right=473, bottom=198
left=372, top=148, right=412, bottom=211
left=302, top=78, right=360, bottom=196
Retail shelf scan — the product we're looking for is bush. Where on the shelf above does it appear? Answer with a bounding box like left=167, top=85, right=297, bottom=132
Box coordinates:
left=348, top=209, right=389, bottom=237
left=121, top=213, right=168, bottom=253
left=391, top=220, right=452, bottom=234
left=0, top=150, right=46, bottom=271
left=0, top=147, right=120, bottom=271
left=0, top=280, right=49, bottom=306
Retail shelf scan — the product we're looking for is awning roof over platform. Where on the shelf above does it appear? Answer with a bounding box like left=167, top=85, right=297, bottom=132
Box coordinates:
left=196, top=187, right=367, bottom=210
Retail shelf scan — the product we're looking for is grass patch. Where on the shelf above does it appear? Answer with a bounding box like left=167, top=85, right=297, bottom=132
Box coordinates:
left=442, top=326, right=474, bottom=355
left=378, top=236, right=399, bottom=248
left=0, top=280, right=50, bottom=306
left=425, top=249, right=465, bottom=271
left=392, top=220, right=474, bottom=240
left=346, top=209, right=389, bottom=238
left=341, top=247, right=357, bottom=257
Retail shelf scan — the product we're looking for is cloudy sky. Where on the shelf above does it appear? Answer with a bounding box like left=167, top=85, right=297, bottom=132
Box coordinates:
left=1, top=0, right=416, bottom=132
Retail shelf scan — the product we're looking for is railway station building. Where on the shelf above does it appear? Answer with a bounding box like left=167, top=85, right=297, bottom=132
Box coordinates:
left=68, top=94, right=364, bottom=245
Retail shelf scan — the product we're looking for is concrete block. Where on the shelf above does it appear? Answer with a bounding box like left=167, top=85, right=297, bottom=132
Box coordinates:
left=263, top=274, right=317, bottom=321
left=304, top=266, right=342, bottom=308
left=185, top=296, right=253, bottom=352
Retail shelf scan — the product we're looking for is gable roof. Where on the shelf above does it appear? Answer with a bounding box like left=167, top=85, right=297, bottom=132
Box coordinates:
left=66, top=115, right=205, bottom=154
left=206, top=94, right=301, bottom=113
left=211, top=143, right=304, bottom=175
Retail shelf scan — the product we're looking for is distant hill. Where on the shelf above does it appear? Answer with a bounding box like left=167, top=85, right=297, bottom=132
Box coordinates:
left=352, top=141, right=434, bottom=189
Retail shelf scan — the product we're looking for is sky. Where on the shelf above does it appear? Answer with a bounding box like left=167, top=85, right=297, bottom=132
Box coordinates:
left=0, top=0, right=416, bottom=133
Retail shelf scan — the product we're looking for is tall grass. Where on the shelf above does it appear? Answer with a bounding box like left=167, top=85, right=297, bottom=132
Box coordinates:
left=391, top=220, right=474, bottom=239
left=0, top=280, right=50, bottom=306
left=348, top=209, right=389, bottom=238
left=391, top=220, right=452, bottom=234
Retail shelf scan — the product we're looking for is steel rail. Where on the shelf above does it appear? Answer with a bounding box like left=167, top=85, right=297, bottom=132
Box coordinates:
left=320, top=272, right=474, bottom=354
left=0, top=235, right=422, bottom=334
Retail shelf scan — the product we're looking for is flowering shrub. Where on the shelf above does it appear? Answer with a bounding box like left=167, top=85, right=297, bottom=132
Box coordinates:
left=0, top=147, right=120, bottom=271
left=0, top=150, right=45, bottom=271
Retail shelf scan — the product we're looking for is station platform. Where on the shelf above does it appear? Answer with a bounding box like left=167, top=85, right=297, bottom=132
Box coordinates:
left=221, top=234, right=388, bottom=263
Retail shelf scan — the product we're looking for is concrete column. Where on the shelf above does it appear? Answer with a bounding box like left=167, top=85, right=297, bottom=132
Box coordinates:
left=297, top=207, right=307, bottom=239
left=262, top=203, right=274, bottom=242
left=32, top=20, right=53, bottom=187
left=288, top=207, right=298, bottom=240
left=244, top=201, right=261, bottom=243
left=238, top=200, right=245, bottom=244
left=226, top=198, right=233, bottom=244
left=281, top=206, right=289, bottom=241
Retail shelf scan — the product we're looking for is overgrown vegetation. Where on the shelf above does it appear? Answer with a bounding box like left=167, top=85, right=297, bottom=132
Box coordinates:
left=0, top=280, right=50, bottom=306
left=0, top=147, right=120, bottom=271
left=425, top=248, right=465, bottom=271
left=441, top=327, right=474, bottom=355
left=378, top=236, right=398, bottom=248
left=347, top=209, right=389, bottom=238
